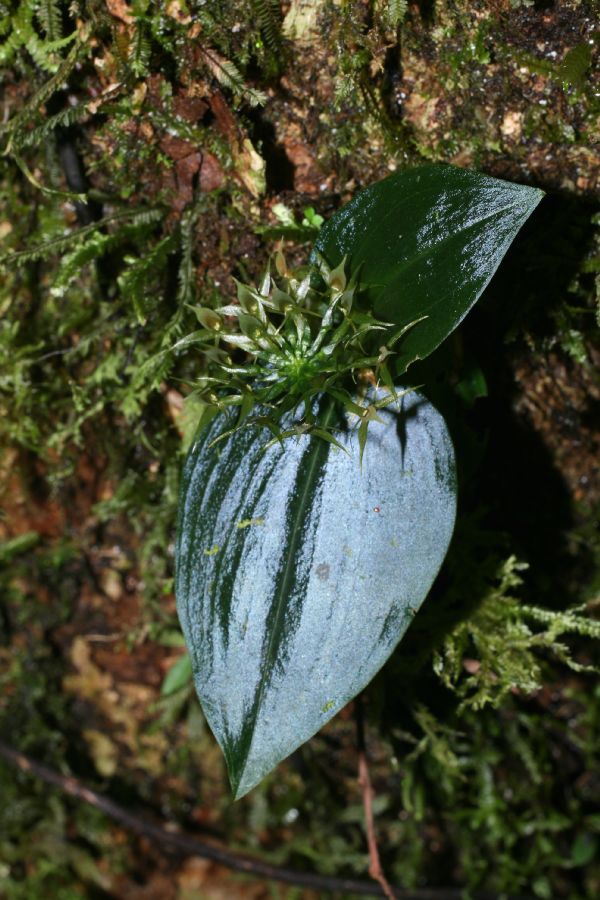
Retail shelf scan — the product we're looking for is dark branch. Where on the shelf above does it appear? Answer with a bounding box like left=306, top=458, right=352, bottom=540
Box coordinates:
left=0, top=739, right=527, bottom=900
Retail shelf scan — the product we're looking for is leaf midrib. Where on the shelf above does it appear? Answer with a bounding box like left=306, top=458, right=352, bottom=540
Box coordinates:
left=235, top=398, right=337, bottom=791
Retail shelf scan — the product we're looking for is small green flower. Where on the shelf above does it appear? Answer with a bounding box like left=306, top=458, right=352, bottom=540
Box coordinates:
left=185, top=251, right=424, bottom=449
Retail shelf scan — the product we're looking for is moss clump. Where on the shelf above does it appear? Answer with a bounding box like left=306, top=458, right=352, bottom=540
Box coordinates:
left=1, top=0, right=600, bottom=897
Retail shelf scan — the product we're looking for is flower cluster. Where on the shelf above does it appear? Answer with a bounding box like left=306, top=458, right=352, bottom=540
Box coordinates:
left=182, top=250, right=422, bottom=450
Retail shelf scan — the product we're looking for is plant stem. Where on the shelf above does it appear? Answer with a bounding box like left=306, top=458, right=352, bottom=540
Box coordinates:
left=356, top=695, right=397, bottom=900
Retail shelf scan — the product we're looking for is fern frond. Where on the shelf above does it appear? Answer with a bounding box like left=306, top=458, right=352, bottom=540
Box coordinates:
left=0, top=208, right=163, bottom=269
left=118, top=234, right=176, bottom=323
left=27, top=29, right=77, bottom=72
left=2, top=36, right=83, bottom=146
left=0, top=0, right=36, bottom=67
left=129, top=20, right=151, bottom=77
left=177, top=205, right=200, bottom=308
left=52, top=218, right=164, bottom=296
left=36, top=0, right=63, bottom=42
left=144, top=109, right=204, bottom=146
left=11, top=104, right=87, bottom=151
left=199, top=48, right=267, bottom=107
left=381, top=0, right=408, bottom=29
left=254, top=0, right=281, bottom=50
left=52, top=232, right=118, bottom=295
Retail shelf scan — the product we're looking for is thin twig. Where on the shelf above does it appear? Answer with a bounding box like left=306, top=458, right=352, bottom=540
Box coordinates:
left=356, top=696, right=396, bottom=900
left=0, top=739, right=526, bottom=900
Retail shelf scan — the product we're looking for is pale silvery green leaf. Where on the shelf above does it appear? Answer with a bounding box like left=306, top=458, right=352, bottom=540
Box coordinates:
left=176, top=390, right=456, bottom=797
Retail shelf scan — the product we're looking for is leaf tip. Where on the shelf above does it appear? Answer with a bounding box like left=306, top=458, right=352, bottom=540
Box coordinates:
left=228, top=759, right=261, bottom=801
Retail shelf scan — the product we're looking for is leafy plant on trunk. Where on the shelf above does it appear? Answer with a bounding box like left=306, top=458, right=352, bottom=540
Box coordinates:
left=175, top=164, right=543, bottom=796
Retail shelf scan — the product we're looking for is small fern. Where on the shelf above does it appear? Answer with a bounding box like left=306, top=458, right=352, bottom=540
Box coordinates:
left=51, top=231, right=120, bottom=296
left=253, top=0, right=281, bottom=50
left=199, top=47, right=267, bottom=107
left=129, top=19, right=152, bottom=78
left=0, top=0, right=77, bottom=73
left=10, top=103, right=88, bottom=151
left=0, top=0, right=36, bottom=67
left=176, top=202, right=204, bottom=310
left=0, top=208, right=163, bottom=269
left=36, top=0, right=63, bottom=42
left=381, top=0, right=408, bottom=29
left=2, top=35, right=84, bottom=148
left=118, top=234, right=176, bottom=323
left=51, top=218, right=167, bottom=297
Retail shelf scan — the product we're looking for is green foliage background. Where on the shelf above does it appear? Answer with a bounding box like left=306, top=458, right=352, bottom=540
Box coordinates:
left=1, top=0, right=599, bottom=897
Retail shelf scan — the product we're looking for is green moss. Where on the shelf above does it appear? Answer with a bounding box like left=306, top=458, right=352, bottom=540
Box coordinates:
left=1, top=0, right=600, bottom=896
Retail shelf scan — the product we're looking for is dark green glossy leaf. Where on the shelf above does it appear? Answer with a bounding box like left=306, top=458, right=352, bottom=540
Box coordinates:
left=175, top=391, right=456, bottom=798
left=313, top=165, right=543, bottom=373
